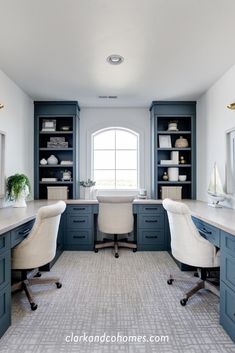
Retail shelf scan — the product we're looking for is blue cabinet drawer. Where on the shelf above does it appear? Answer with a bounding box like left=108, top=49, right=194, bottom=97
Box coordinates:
left=66, top=230, right=93, bottom=245
left=138, top=204, right=163, bottom=214
left=193, top=218, right=220, bottom=247
left=220, top=281, right=235, bottom=343
left=0, top=284, right=11, bottom=338
left=138, top=214, right=164, bottom=229
left=67, top=205, right=92, bottom=215
left=11, top=220, right=35, bottom=248
left=0, top=251, right=10, bottom=292
left=67, top=215, right=92, bottom=229
left=139, top=229, right=165, bottom=245
left=221, top=231, right=235, bottom=257
left=0, top=233, right=10, bottom=256
left=221, top=252, right=235, bottom=292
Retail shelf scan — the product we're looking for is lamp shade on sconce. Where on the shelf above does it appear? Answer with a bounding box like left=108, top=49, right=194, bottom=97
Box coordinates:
left=0, top=103, right=4, bottom=109
left=227, top=102, right=235, bottom=110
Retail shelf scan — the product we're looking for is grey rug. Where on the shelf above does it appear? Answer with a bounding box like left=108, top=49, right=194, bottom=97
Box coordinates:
left=0, top=251, right=234, bottom=353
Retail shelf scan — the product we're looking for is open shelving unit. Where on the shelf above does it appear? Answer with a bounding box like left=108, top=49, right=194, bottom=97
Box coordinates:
left=150, top=101, right=196, bottom=199
left=34, top=101, right=80, bottom=199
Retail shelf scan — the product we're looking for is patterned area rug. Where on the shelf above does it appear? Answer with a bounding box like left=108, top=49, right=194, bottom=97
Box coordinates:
left=1, top=251, right=235, bottom=353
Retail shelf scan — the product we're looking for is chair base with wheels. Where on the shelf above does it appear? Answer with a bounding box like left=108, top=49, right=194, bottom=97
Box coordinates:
left=167, top=267, right=219, bottom=306
left=95, top=234, right=137, bottom=258
left=11, top=269, right=62, bottom=310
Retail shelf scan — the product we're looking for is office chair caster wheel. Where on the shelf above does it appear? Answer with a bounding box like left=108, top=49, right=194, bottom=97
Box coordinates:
left=133, top=249, right=137, bottom=253
left=167, top=279, right=174, bottom=285
left=94, top=249, right=98, bottom=253
left=34, top=271, right=41, bottom=277
left=180, top=298, right=188, bottom=306
left=115, top=253, right=119, bottom=258
left=31, top=303, right=38, bottom=311
left=56, top=282, right=62, bottom=289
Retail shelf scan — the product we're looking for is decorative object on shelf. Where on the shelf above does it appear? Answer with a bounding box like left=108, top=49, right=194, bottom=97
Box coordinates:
left=168, top=120, right=178, bottom=131
left=178, top=175, right=187, bottom=182
left=40, top=158, right=47, bottom=165
left=162, top=172, right=169, bottom=181
left=80, top=179, right=96, bottom=200
left=159, top=135, right=172, bottom=148
left=138, top=188, right=147, bottom=199
left=168, top=167, right=179, bottom=181
left=171, top=151, right=179, bottom=164
left=47, top=186, right=68, bottom=200
left=41, top=177, right=58, bottom=182
left=161, top=186, right=182, bottom=200
left=160, top=160, right=173, bottom=165
left=62, top=170, right=72, bottom=181
left=175, top=136, right=189, bottom=148
left=47, top=137, right=68, bottom=149
left=208, top=162, right=225, bottom=208
left=60, top=160, right=73, bottom=165
left=47, top=155, right=58, bottom=165
left=6, top=173, right=31, bottom=208
left=227, top=102, right=235, bottom=110
left=42, top=119, right=56, bottom=132
left=179, top=156, right=186, bottom=164
left=60, top=126, right=71, bottom=131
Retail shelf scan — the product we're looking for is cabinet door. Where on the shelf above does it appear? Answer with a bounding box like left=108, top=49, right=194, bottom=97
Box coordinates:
left=0, top=251, right=10, bottom=292
left=0, top=285, right=11, bottom=338
left=220, top=281, right=235, bottom=343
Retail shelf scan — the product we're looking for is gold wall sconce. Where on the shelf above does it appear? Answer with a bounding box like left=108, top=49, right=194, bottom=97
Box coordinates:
left=227, top=102, right=235, bottom=110
left=0, top=103, right=4, bottom=109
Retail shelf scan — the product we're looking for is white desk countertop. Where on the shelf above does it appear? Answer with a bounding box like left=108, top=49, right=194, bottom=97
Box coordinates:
left=0, top=199, right=235, bottom=237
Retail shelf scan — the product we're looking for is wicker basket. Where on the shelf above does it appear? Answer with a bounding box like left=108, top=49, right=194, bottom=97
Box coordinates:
left=175, top=136, right=188, bottom=148
left=47, top=186, right=68, bottom=200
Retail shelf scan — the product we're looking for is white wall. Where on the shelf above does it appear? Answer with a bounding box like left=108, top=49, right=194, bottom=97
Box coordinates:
left=80, top=107, right=150, bottom=196
left=0, top=70, right=33, bottom=205
left=197, top=63, right=235, bottom=208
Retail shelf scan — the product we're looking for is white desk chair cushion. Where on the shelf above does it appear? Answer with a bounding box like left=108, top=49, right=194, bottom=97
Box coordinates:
left=162, top=198, right=220, bottom=268
left=12, top=201, right=66, bottom=270
left=97, top=195, right=135, bottom=234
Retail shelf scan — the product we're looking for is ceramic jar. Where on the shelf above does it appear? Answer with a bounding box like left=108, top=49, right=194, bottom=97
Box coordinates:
left=40, top=158, right=47, bottom=165
left=168, top=167, right=179, bottom=182
left=175, top=136, right=188, bottom=148
left=47, top=155, right=58, bottom=165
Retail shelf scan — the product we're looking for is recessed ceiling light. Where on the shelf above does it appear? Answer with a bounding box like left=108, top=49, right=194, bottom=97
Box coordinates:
left=107, top=54, right=124, bottom=65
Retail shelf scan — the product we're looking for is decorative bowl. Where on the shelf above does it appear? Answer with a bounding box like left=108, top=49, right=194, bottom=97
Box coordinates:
left=178, top=175, right=187, bottom=182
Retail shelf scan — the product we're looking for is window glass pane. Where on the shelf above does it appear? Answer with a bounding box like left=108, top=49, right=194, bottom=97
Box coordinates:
left=116, top=130, right=137, bottom=149
left=116, top=150, right=137, bottom=169
left=94, top=130, right=115, bottom=149
left=94, top=170, right=115, bottom=189
left=116, top=170, right=137, bottom=189
left=94, top=151, right=115, bottom=169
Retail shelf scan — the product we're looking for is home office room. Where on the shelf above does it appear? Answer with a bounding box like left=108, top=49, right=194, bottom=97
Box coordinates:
left=1, top=1, right=235, bottom=352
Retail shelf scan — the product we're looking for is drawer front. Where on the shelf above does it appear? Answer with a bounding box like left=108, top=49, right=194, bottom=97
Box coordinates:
left=0, top=233, right=10, bottom=256
left=220, top=281, right=235, bottom=342
left=221, top=231, right=235, bottom=257
left=67, top=215, right=92, bottom=229
left=67, top=205, right=92, bottom=215
left=221, top=252, right=235, bottom=292
left=138, top=205, right=164, bottom=214
left=11, top=220, right=35, bottom=248
left=0, top=285, right=11, bottom=338
left=0, top=251, right=10, bottom=292
left=195, top=219, right=220, bottom=247
left=66, top=230, right=93, bottom=245
left=139, top=229, right=165, bottom=245
left=138, top=214, right=164, bottom=229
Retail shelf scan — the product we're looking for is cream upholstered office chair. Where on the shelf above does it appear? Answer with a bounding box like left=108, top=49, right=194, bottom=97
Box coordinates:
left=163, top=198, right=220, bottom=306
left=95, top=195, right=137, bottom=258
left=11, top=201, right=66, bottom=310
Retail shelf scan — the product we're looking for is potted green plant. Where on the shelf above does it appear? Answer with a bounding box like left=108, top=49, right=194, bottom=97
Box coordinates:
left=80, top=179, right=96, bottom=200
left=6, top=173, right=31, bottom=207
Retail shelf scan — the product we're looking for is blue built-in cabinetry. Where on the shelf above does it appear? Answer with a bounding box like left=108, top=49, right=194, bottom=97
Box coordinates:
left=133, top=204, right=170, bottom=251
left=150, top=101, right=196, bottom=199
left=34, top=101, right=80, bottom=200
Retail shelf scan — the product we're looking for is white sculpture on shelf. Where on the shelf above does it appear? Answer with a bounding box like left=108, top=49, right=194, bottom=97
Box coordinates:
left=208, top=162, right=225, bottom=208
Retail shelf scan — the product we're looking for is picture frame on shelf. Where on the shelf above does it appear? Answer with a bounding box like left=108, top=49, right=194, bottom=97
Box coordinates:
left=42, top=119, right=56, bottom=132
left=159, top=135, right=172, bottom=148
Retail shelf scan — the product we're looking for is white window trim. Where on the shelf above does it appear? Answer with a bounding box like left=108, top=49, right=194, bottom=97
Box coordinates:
left=91, top=127, right=140, bottom=191
left=0, top=131, right=6, bottom=199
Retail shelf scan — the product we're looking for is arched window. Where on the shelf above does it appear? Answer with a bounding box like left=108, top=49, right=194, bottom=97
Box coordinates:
left=92, top=127, right=139, bottom=189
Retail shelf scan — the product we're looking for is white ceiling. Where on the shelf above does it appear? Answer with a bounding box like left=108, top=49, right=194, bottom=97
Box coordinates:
left=1, top=0, right=235, bottom=107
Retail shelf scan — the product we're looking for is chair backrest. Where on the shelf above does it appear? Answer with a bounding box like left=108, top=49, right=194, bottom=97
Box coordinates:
left=162, top=198, right=217, bottom=267
left=97, top=195, right=135, bottom=235
left=12, top=201, right=66, bottom=269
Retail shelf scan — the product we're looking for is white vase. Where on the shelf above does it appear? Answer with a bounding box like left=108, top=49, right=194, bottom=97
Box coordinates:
left=47, top=155, right=58, bottom=165
left=13, top=185, right=29, bottom=208
left=84, top=187, right=93, bottom=200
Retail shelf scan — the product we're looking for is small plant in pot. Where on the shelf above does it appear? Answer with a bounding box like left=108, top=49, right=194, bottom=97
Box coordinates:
left=6, top=174, right=31, bottom=208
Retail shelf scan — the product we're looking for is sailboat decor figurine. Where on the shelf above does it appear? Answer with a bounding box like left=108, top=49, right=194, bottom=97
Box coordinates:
left=207, top=163, right=225, bottom=208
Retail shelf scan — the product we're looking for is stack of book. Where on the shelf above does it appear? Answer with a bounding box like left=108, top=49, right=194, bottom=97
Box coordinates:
left=47, top=137, right=68, bottom=148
